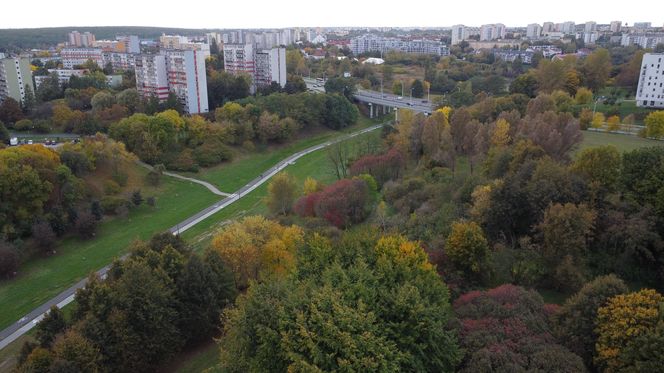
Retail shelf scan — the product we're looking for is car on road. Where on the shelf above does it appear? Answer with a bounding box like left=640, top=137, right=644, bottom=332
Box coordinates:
left=422, top=100, right=428, bottom=103
left=28, top=140, right=33, bottom=144
left=397, top=96, right=403, bottom=100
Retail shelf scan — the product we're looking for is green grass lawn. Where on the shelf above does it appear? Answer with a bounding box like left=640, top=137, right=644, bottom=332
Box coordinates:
left=0, top=177, right=219, bottom=331
left=183, top=125, right=384, bottom=252
left=191, top=116, right=385, bottom=193
left=578, top=131, right=664, bottom=154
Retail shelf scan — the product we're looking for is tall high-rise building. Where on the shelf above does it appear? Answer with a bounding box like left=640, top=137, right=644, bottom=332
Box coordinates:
left=135, top=54, right=169, bottom=102
left=559, top=21, right=575, bottom=34
left=163, top=49, right=209, bottom=114
left=68, top=31, right=96, bottom=47
left=542, top=22, right=555, bottom=33
left=526, top=23, right=542, bottom=38
left=584, top=21, right=597, bottom=33
left=451, top=25, right=465, bottom=45
left=223, top=44, right=287, bottom=93
left=610, top=21, right=622, bottom=33
left=636, top=53, right=664, bottom=109
left=0, top=57, right=34, bottom=104
left=134, top=51, right=209, bottom=114
left=480, top=24, right=506, bottom=41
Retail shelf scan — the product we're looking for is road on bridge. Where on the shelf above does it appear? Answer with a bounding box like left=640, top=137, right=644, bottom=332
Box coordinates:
left=0, top=122, right=387, bottom=351
left=303, top=77, right=434, bottom=113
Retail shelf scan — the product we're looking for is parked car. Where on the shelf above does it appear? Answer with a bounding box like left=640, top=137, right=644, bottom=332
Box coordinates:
left=9, top=137, right=18, bottom=146
left=397, top=96, right=403, bottom=100
left=28, top=140, right=33, bottom=145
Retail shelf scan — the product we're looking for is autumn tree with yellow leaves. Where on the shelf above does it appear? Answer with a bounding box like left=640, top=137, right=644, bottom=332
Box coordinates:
left=594, top=289, right=664, bottom=372
left=211, top=216, right=304, bottom=289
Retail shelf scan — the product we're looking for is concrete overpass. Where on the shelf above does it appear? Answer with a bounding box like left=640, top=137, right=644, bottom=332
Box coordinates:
left=303, top=78, right=435, bottom=117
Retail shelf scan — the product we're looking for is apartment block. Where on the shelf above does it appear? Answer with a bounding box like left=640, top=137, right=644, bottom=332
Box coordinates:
left=254, top=48, right=287, bottom=88
left=101, top=52, right=136, bottom=71
left=135, top=54, right=170, bottom=102
left=95, top=35, right=140, bottom=53
left=479, top=24, right=506, bottom=41
left=163, top=49, right=209, bottom=114
left=68, top=31, right=96, bottom=47
left=526, top=23, right=542, bottom=39
left=34, top=69, right=86, bottom=88
left=135, top=50, right=208, bottom=114
left=636, top=53, right=664, bottom=108
left=621, top=33, right=664, bottom=49
left=61, top=48, right=103, bottom=69
left=0, top=57, right=34, bottom=104
left=350, top=35, right=449, bottom=56
left=610, top=21, right=622, bottom=33
left=223, top=44, right=286, bottom=93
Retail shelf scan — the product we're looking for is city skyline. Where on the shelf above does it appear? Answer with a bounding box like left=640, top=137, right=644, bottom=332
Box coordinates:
left=2, top=0, right=663, bottom=29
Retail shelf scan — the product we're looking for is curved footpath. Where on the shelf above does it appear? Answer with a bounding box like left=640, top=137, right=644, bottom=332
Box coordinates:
left=0, top=122, right=387, bottom=350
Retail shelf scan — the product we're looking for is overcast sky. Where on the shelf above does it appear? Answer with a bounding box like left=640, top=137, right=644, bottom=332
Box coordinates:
left=3, top=0, right=663, bottom=29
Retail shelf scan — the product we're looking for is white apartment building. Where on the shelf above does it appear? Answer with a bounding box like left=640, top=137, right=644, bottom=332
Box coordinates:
left=254, top=48, right=287, bottom=88
left=135, top=54, right=170, bottom=102
left=621, top=33, right=664, bottom=49
left=583, top=32, right=599, bottom=45
left=584, top=21, right=597, bottom=33
left=102, top=52, right=136, bottom=71
left=0, top=57, right=33, bottom=104
left=451, top=25, right=465, bottom=45
left=526, top=23, right=542, bottom=39
left=480, top=24, right=506, bottom=41
left=610, top=21, right=622, bottom=33
left=34, top=69, right=86, bottom=88
left=61, top=48, right=104, bottom=69
left=636, top=53, right=664, bottom=108
left=163, top=49, right=209, bottom=114
left=542, top=22, right=555, bottom=33
left=223, top=43, right=286, bottom=93
left=350, top=35, right=449, bottom=56
left=558, top=21, right=576, bottom=34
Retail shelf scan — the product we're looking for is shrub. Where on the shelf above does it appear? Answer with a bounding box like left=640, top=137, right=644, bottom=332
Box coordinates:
left=103, top=180, right=121, bottom=195
left=75, top=210, right=97, bottom=239
left=14, top=119, right=33, bottom=131
left=100, top=196, right=127, bottom=215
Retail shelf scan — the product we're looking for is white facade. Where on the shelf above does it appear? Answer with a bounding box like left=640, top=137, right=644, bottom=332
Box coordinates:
left=526, top=23, right=542, bottom=39
left=163, top=49, right=209, bottom=114
left=255, top=48, right=287, bottom=88
left=559, top=21, right=575, bottom=34
left=135, top=54, right=170, bottom=102
left=636, top=53, right=664, bottom=109
left=610, top=21, right=622, bottom=33
left=61, top=48, right=103, bottom=69
left=583, top=32, right=598, bottom=45
left=34, top=69, right=86, bottom=88
left=542, top=22, right=555, bottom=33
left=480, top=24, right=506, bottom=41
left=223, top=44, right=286, bottom=93
left=621, top=33, right=664, bottom=49
left=0, top=57, right=33, bottom=104
left=102, top=52, right=135, bottom=71
left=350, top=34, right=449, bottom=56
left=584, top=21, right=597, bottom=33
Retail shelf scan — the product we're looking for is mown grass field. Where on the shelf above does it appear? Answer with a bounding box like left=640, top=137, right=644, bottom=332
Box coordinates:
left=578, top=130, right=664, bottom=153
left=0, top=176, right=219, bottom=331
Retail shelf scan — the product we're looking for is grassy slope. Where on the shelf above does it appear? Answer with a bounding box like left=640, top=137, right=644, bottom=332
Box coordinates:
left=193, top=116, right=382, bottom=193
left=0, top=176, right=218, bottom=330
left=183, top=126, right=384, bottom=250
left=578, top=130, right=664, bottom=153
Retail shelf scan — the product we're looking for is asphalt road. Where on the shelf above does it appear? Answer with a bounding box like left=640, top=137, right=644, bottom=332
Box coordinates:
left=302, top=77, right=434, bottom=113
left=0, top=122, right=387, bottom=351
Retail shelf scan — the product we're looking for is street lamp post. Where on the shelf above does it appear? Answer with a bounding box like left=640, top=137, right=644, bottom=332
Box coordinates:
left=410, top=88, right=414, bottom=104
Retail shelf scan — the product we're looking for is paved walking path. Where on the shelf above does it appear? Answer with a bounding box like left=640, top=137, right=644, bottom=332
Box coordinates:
left=137, top=162, right=232, bottom=197
left=0, top=122, right=387, bottom=350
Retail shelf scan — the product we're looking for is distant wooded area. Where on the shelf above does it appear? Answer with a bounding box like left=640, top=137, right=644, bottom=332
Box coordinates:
left=0, top=26, right=217, bottom=50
